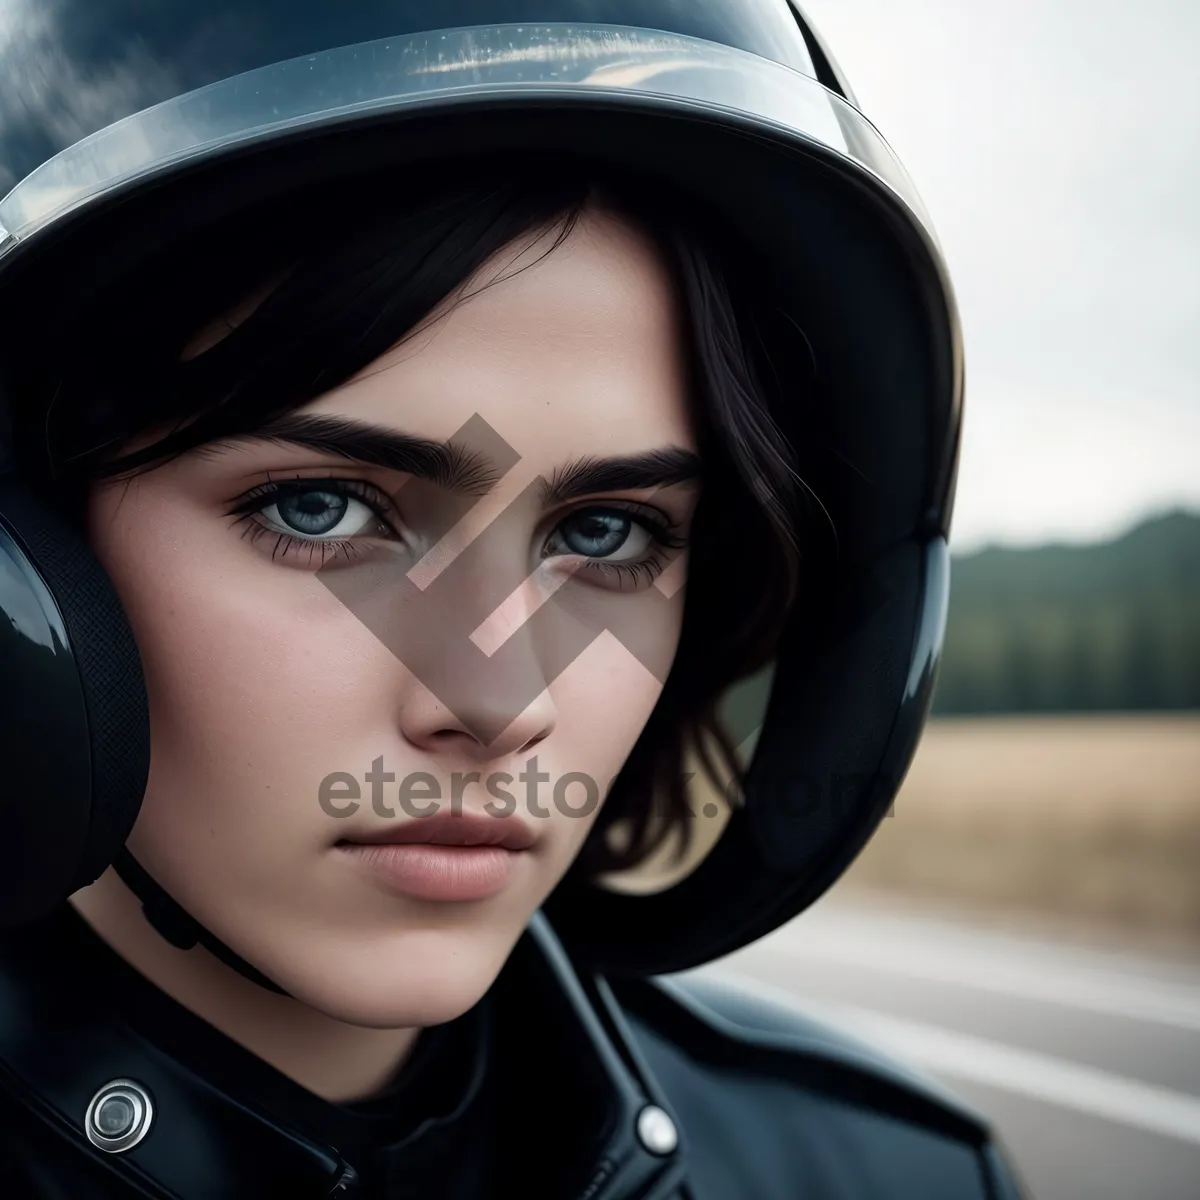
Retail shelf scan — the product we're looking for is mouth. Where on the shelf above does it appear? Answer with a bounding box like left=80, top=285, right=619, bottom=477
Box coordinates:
left=334, top=811, right=537, bottom=901
left=335, top=810, right=538, bottom=851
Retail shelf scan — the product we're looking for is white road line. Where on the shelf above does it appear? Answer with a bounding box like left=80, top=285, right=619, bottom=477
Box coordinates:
left=735, top=925, right=1200, bottom=1032
left=701, top=968, right=1200, bottom=1147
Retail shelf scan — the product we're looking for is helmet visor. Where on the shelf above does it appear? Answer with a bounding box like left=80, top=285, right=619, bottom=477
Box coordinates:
left=0, top=23, right=932, bottom=253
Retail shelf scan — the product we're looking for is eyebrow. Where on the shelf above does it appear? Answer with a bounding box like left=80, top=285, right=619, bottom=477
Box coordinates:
left=539, top=447, right=703, bottom=505
left=220, top=413, right=702, bottom=501
left=223, top=413, right=501, bottom=494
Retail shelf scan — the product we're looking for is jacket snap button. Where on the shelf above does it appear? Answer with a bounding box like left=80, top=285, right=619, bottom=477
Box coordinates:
left=84, top=1079, right=155, bottom=1153
left=635, top=1104, right=677, bottom=1155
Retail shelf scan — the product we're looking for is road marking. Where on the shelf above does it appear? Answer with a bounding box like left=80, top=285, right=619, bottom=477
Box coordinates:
left=739, top=922, right=1200, bottom=1032
left=702, top=968, right=1200, bottom=1147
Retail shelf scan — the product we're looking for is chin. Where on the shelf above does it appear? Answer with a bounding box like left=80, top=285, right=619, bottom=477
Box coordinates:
left=275, top=924, right=516, bottom=1029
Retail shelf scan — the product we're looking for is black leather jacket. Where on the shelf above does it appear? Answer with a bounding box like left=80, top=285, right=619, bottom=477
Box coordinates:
left=0, top=903, right=1025, bottom=1199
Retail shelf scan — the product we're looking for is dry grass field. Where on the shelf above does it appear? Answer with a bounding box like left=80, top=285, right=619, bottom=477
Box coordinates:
left=603, top=714, right=1200, bottom=943
left=843, top=714, right=1200, bottom=937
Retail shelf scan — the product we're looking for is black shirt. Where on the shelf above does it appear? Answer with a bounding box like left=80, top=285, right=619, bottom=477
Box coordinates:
left=326, top=1000, right=494, bottom=1197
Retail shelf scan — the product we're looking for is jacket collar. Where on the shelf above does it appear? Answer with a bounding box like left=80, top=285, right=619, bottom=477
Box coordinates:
left=0, top=904, right=685, bottom=1199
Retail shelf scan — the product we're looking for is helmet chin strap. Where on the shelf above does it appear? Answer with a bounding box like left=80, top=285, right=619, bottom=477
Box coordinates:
left=111, top=848, right=289, bottom=997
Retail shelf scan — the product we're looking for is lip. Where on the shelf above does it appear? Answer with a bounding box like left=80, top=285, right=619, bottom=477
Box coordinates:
left=335, top=811, right=538, bottom=851
left=334, top=811, right=536, bottom=901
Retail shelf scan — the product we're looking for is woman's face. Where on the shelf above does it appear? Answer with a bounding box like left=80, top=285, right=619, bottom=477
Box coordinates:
left=84, top=208, right=700, bottom=1027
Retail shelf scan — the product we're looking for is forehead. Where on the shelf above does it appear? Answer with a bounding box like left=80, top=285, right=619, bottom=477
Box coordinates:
left=302, top=208, right=698, bottom=465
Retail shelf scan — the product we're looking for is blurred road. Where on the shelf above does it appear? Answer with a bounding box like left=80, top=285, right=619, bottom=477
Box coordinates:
left=680, top=898, right=1200, bottom=1200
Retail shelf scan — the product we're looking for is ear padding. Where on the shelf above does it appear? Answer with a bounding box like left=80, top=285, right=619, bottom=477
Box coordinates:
left=0, top=476, right=149, bottom=924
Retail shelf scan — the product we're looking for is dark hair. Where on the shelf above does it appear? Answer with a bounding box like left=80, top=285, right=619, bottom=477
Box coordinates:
left=17, top=156, right=821, bottom=875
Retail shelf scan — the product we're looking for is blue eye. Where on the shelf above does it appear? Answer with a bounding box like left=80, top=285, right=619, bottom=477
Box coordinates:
left=552, top=510, right=652, bottom=561
left=261, top=489, right=373, bottom=539
left=227, top=476, right=403, bottom=566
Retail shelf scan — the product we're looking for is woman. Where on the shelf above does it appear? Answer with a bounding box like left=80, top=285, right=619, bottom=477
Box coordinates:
left=0, top=3, right=1026, bottom=1198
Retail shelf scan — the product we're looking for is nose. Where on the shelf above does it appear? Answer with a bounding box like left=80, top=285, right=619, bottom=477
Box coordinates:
left=391, top=557, right=562, bottom=760
left=398, top=681, right=556, bottom=764
left=340, top=481, right=563, bottom=761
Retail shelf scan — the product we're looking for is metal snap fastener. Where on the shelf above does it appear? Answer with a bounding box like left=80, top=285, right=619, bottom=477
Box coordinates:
left=84, top=1079, right=154, bottom=1153
left=328, top=1164, right=360, bottom=1195
left=636, top=1104, right=678, bottom=1155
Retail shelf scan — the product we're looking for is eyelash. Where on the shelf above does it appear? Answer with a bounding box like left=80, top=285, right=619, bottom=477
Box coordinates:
left=225, top=476, right=688, bottom=583
left=226, top=476, right=399, bottom=568
left=547, top=507, right=687, bottom=587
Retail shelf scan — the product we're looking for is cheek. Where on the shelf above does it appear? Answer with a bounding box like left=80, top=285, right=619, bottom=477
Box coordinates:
left=86, top=481, right=391, bottom=851
left=545, top=630, right=672, bottom=827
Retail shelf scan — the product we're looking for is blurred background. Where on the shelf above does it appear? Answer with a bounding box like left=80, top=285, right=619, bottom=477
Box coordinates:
left=691, top=2, right=1200, bottom=1197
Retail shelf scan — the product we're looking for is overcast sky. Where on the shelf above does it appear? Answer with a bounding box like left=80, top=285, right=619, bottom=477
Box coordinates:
left=801, top=0, right=1200, bottom=551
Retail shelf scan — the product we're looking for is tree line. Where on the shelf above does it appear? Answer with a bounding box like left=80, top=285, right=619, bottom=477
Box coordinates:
left=932, top=509, right=1200, bottom=714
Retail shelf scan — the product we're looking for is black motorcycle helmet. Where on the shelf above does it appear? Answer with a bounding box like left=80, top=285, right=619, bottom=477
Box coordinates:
left=0, top=1, right=961, bottom=982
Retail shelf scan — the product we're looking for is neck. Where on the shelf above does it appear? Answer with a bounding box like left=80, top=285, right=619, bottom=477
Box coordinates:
left=68, top=867, right=420, bottom=1103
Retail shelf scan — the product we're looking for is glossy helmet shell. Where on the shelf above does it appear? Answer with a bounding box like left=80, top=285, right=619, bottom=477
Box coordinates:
left=0, top=0, right=960, bottom=973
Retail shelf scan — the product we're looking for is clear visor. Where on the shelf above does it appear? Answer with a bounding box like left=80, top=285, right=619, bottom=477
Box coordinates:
left=0, top=23, right=934, bottom=252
